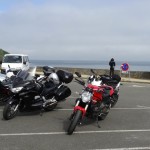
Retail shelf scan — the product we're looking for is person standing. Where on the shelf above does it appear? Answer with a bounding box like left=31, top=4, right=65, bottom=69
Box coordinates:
left=109, top=58, right=115, bottom=76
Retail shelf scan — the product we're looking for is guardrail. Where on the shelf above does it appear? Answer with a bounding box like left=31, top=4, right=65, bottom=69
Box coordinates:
left=36, top=67, right=150, bottom=80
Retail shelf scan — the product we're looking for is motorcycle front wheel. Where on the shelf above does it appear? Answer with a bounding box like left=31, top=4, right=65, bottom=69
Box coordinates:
left=3, top=102, right=19, bottom=120
left=67, top=110, right=82, bottom=135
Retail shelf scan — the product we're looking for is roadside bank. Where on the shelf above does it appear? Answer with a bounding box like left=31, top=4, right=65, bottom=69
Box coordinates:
left=36, top=67, right=150, bottom=84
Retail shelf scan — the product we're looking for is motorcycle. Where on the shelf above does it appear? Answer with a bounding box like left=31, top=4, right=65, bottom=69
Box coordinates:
left=3, top=66, right=73, bottom=120
left=88, top=69, right=121, bottom=107
left=67, top=72, right=114, bottom=135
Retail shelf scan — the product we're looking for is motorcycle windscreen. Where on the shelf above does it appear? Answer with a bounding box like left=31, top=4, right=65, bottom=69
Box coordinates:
left=12, top=67, right=36, bottom=87
left=55, top=85, right=71, bottom=101
left=28, top=67, right=37, bottom=78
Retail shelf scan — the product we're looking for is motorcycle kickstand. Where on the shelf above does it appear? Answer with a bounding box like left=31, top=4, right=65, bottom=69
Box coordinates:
left=40, top=107, right=44, bottom=116
left=40, top=97, right=46, bottom=116
left=96, top=117, right=101, bottom=128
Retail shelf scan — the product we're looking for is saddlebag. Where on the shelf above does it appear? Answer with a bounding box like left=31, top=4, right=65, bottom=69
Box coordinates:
left=56, top=70, right=73, bottom=84
left=55, top=85, right=71, bottom=101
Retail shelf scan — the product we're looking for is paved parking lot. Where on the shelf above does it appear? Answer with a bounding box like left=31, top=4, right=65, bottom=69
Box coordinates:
left=0, top=82, right=150, bottom=150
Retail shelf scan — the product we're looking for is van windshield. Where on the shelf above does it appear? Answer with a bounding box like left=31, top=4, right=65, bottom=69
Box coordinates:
left=3, top=55, right=22, bottom=63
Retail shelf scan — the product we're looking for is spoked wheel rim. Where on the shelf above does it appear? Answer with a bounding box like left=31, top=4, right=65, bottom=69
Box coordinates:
left=3, top=102, right=19, bottom=120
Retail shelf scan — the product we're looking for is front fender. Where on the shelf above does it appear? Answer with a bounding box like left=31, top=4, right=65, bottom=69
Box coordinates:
left=74, top=106, right=86, bottom=117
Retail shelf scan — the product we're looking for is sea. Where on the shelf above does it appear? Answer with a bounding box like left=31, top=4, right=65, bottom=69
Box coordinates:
left=30, top=60, right=150, bottom=72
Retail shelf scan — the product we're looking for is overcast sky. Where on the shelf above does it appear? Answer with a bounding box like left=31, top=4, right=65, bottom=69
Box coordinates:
left=0, top=0, right=150, bottom=61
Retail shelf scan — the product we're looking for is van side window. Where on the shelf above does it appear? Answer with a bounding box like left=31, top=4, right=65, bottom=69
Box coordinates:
left=17, top=56, right=22, bottom=63
left=23, top=56, right=26, bottom=64
left=3, top=56, right=22, bottom=63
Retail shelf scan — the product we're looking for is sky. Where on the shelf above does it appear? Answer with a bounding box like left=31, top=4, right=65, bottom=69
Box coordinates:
left=0, top=0, right=150, bottom=61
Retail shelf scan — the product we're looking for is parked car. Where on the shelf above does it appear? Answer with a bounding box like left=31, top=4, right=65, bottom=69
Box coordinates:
left=1, top=54, right=30, bottom=74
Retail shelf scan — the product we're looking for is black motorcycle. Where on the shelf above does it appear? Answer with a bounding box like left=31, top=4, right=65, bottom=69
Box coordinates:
left=3, top=67, right=73, bottom=120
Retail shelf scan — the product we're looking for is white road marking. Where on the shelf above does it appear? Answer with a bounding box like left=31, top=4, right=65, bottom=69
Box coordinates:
left=0, top=107, right=150, bottom=112
left=132, top=85, right=145, bottom=87
left=112, top=107, right=150, bottom=110
left=125, top=84, right=150, bottom=88
left=137, top=105, right=150, bottom=108
left=92, top=147, right=150, bottom=150
left=0, top=129, right=150, bottom=137
left=54, top=107, right=150, bottom=111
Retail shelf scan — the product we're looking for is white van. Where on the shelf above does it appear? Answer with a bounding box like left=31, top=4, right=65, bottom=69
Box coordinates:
left=1, top=54, right=30, bottom=74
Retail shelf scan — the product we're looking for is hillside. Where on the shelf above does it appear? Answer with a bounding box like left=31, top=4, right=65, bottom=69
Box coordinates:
left=0, top=48, right=9, bottom=63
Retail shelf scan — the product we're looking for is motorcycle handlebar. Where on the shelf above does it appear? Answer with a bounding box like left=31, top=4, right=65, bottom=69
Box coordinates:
left=75, top=78, right=85, bottom=86
left=75, top=72, right=81, bottom=78
left=90, top=69, right=97, bottom=75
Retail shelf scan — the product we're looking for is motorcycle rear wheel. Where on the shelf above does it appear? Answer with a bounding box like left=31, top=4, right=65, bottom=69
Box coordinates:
left=98, top=105, right=110, bottom=120
left=111, top=94, right=119, bottom=108
left=3, top=102, right=18, bottom=120
left=67, top=110, right=82, bottom=135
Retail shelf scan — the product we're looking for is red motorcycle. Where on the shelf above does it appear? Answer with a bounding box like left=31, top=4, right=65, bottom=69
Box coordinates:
left=88, top=69, right=121, bottom=107
left=67, top=72, right=114, bottom=135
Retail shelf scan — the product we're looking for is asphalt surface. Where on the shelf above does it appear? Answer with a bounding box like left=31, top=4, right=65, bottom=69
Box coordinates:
left=0, top=81, right=150, bottom=150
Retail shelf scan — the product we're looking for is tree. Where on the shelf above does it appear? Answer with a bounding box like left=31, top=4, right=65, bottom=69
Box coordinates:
left=0, top=48, right=9, bottom=64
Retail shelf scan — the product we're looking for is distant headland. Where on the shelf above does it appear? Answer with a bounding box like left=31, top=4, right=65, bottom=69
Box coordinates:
left=0, top=48, right=9, bottom=64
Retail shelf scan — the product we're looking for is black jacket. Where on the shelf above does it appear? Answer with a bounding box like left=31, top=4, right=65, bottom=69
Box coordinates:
left=109, top=60, right=115, bottom=69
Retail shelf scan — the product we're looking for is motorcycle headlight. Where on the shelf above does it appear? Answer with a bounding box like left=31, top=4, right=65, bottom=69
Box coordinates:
left=11, top=87, right=23, bottom=93
left=81, top=91, right=92, bottom=103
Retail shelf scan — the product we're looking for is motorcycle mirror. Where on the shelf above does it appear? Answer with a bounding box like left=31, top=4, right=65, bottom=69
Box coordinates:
left=75, top=78, right=85, bottom=86
left=49, top=66, right=55, bottom=72
left=75, top=72, right=81, bottom=78
left=90, top=69, right=96, bottom=75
